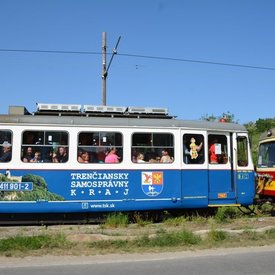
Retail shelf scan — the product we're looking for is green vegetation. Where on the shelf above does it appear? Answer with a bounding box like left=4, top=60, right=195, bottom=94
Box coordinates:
left=0, top=209, right=274, bottom=257
left=0, top=234, right=68, bottom=252
left=102, top=212, right=129, bottom=228
left=0, top=234, right=71, bottom=257
left=214, top=206, right=239, bottom=222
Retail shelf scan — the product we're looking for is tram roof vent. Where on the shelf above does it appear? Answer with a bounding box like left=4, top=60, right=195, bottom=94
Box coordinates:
left=83, top=105, right=127, bottom=113
left=36, top=103, right=82, bottom=112
left=128, top=106, right=169, bottom=115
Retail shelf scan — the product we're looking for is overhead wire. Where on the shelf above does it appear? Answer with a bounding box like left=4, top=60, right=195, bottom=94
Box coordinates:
left=118, top=53, right=275, bottom=71
left=0, top=48, right=275, bottom=71
left=0, top=48, right=99, bottom=55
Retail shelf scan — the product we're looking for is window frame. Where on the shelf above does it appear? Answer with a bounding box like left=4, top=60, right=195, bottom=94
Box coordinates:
left=0, top=129, right=13, bottom=163
left=208, top=134, right=229, bottom=165
left=183, top=133, right=205, bottom=165
left=131, top=132, right=174, bottom=164
left=77, top=131, right=123, bottom=164
left=21, top=130, right=69, bottom=163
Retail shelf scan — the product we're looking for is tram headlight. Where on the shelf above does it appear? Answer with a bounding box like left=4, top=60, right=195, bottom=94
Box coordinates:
left=267, top=129, right=272, bottom=137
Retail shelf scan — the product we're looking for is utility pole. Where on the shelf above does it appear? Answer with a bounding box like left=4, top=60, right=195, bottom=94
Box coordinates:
left=101, top=32, right=121, bottom=106
left=102, top=32, right=107, bottom=106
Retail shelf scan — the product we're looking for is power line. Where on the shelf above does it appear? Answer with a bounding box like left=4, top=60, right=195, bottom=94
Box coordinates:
left=122, top=54, right=275, bottom=71
left=118, top=53, right=275, bottom=71
left=0, top=48, right=275, bottom=71
left=0, top=48, right=100, bottom=55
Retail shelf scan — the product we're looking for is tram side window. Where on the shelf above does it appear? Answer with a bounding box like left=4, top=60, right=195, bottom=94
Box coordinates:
left=208, top=134, right=228, bottom=164
left=183, top=134, right=204, bottom=164
left=0, top=130, right=12, bottom=162
left=21, top=131, right=69, bottom=163
left=78, top=131, right=123, bottom=163
left=131, top=133, right=174, bottom=163
left=237, top=136, right=249, bottom=167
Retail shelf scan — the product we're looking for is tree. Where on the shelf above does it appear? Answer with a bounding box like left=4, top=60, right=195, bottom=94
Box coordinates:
left=201, top=111, right=238, bottom=123
left=255, top=118, right=275, bottom=133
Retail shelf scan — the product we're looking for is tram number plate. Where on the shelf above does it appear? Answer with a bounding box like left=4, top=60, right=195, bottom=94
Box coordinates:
left=0, top=182, right=33, bottom=191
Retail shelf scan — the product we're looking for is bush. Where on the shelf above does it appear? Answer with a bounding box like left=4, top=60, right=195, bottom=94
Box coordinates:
left=0, top=234, right=69, bottom=252
left=137, top=230, right=201, bottom=247
left=215, top=207, right=238, bottom=222
left=207, top=230, right=228, bottom=242
left=104, top=212, right=129, bottom=228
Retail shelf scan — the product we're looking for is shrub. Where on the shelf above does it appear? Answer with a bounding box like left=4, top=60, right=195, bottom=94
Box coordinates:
left=215, top=207, right=238, bottom=222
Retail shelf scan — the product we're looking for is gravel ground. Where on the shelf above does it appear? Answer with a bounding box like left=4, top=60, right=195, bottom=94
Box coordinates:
left=0, top=216, right=274, bottom=242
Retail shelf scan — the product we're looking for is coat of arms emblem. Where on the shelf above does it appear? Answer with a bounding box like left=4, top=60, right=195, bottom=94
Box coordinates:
left=141, top=172, right=163, bottom=197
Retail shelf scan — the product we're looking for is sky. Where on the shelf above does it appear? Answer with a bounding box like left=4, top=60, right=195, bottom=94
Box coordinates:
left=0, top=0, right=275, bottom=124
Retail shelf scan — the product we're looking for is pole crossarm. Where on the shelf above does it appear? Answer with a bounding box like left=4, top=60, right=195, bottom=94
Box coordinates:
left=102, top=33, right=121, bottom=106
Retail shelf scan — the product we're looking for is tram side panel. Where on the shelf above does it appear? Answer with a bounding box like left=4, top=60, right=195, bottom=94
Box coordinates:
left=181, top=169, right=209, bottom=208
left=0, top=167, right=183, bottom=213
left=0, top=124, right=184, bottom=213
left=0, top=122, right=255, bottom=214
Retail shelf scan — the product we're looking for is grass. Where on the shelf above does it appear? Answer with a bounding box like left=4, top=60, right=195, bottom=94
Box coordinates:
left=0, top=234, right=71, bottom=257
left=102, top=212, right=129, bottom=228
left=0, top=209, right=274, bottom=257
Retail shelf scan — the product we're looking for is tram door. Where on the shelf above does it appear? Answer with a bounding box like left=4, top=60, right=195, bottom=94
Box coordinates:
left=208, top=133, right=236, bottom=203
left=181, top=131, right=209, bottom=207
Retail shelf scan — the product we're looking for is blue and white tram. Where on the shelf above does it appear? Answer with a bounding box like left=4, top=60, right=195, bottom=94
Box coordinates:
left=0, top=104, right=255, bottom=217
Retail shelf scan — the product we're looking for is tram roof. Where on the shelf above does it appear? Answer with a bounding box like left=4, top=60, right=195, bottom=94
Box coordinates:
left=0, top=105, right=246, bottom=132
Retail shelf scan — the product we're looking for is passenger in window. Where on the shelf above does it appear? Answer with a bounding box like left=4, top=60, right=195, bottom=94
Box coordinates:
left=137, top=153, right=146, bottom=163
left=78, top=150, right=90, bottom=163
left=53, top=146, right=68, bottom=163
left=89, top=151, right=98, bottom=163
left=209, top=139, right=219, bottom=164
left=183, top=142, right=190, bottom=163
left=189, top=138, right=203, bottom=160
left=96, top=148, right=106, bottom=163
left=131, top=151, right=137, bottom=163
left=105, top=147, right=120, bottom=163
left=22, top=147, right=34, bottom=162
left=147, top=153, right=160, bottom=163
left=30, top=151, right=43, bottom=163
left=145, top=151, right=153, bottom=162
left=44, top=150, right=53, bottom=163
left=0, top=141, right=12, bottom=162
left=160, top=149, right=173, bottom=163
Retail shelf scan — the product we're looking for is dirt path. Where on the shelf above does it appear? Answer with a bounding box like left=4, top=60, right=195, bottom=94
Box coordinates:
left=0, top=216, right=274, bottom=242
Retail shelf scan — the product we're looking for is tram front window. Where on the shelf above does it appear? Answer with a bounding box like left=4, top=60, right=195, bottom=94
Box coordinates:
left=258, top=142, right=275, bottom=168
